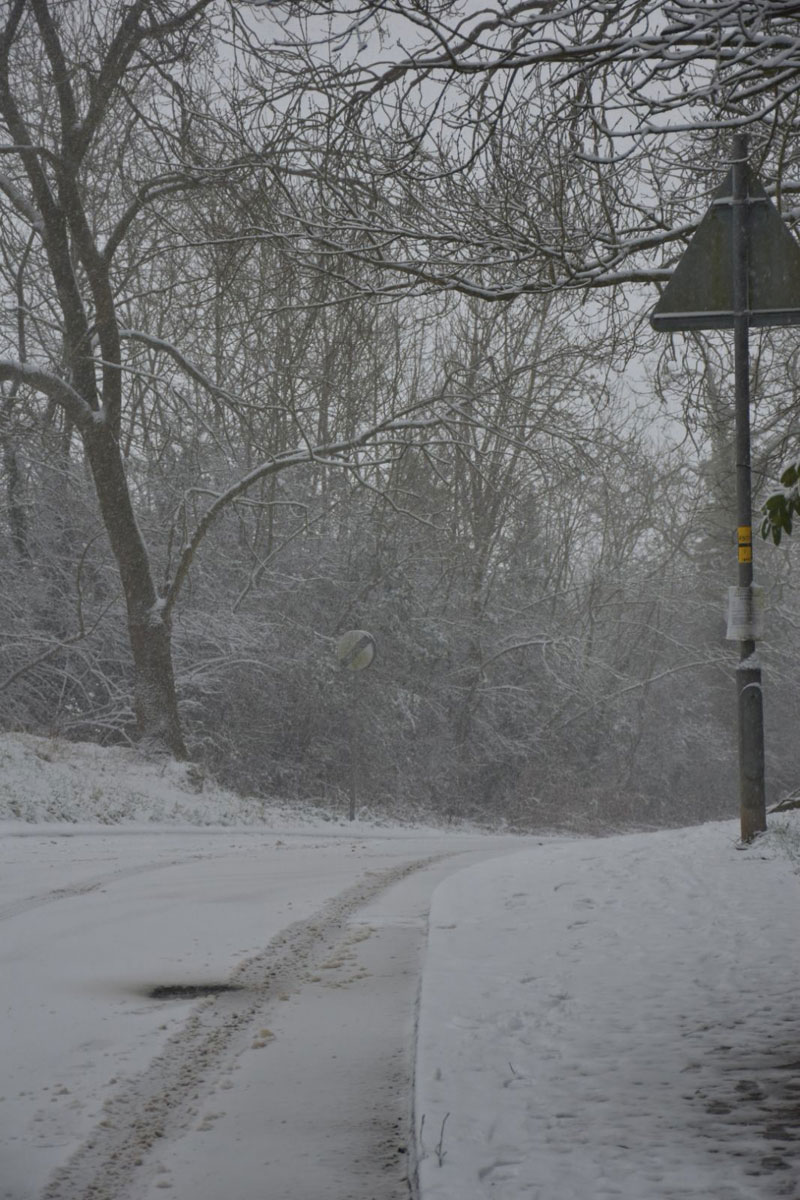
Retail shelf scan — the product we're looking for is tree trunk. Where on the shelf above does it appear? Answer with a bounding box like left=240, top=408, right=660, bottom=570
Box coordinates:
left=83, top=420, right=186, bottom=757
left=1, top=425, right=29, bottom=561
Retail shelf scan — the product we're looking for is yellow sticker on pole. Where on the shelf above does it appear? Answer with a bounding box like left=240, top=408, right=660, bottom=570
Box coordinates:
left=738, top=525, right=752, bottom=562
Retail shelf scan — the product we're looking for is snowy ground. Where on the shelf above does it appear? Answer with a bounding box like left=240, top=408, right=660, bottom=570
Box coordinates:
left=2, top=733, right=800, bottom=1199
left=416, top=822, right=800, bottom=1200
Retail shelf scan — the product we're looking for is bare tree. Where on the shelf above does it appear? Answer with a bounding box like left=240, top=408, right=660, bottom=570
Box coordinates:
left=0, top=1, right=451, bottom=754
left=0, top=1, right=230, bottom=752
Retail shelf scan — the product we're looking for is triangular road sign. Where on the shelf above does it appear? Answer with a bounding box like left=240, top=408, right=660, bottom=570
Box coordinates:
left=651, top=165, right=800, bottom=331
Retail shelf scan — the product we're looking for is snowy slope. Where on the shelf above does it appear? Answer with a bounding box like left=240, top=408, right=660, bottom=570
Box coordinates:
left=0, top=731, right=337, bottom=828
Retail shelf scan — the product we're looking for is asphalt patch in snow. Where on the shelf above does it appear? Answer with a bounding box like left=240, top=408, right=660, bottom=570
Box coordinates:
left=145, top=983, right=246, bottom=1001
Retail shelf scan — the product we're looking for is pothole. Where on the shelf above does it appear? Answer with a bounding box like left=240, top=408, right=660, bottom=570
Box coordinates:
left=146, top=982, right=245, bottom=1000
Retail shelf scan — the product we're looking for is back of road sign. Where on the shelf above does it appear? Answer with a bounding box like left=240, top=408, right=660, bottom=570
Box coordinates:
left=336, top=629, right=376, bottom=671
left=650, top=165, right=800, bottom=331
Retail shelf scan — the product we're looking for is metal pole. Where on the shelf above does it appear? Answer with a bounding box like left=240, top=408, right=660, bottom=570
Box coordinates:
left=348, top=682, right=357, bottom=821
left=349, top=719, right=357, bottom=822
left=731, top=133, right=767, bottom=842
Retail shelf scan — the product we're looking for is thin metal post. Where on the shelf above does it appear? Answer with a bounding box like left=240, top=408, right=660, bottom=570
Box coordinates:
left=349, top=713, right=357, bottom=821
left=731, top=133, right=767, bottom=841
left=348, top=679, right=358, bottom=821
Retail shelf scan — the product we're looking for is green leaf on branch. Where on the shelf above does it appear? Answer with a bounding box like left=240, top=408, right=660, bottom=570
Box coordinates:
left=762, top=480, right=800, bottom=545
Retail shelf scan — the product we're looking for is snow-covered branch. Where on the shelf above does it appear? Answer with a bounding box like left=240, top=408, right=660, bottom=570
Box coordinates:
left=0, top=360, right=96, bottom=428
left=0, top=171, right=43, bottom=230
left=347, top=0, right=800, bottom=117
left=118, top=330, right=238, bottom=405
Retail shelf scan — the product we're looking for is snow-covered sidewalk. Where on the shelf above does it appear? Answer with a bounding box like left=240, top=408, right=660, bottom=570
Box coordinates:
left=415, top=821, right=800, bottom=1200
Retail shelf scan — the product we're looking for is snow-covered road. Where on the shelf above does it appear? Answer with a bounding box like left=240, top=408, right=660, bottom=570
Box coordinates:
left=0, top=825, right=523, bottom=1200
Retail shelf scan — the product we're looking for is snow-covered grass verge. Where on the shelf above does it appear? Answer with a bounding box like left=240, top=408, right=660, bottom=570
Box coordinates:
left=415, top=814, right=800, bottom=1200
left=767, top=812, right=800, bottom=870
left=0, top=732, right=434, bottom=830
left=0, top=731, right=511, bottom=835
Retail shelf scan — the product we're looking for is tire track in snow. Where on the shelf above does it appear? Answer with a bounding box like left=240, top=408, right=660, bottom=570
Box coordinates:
left=40, top=854, right=450, bottom=1200
left=0, top=853, right=211, bottom=923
